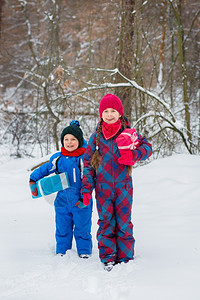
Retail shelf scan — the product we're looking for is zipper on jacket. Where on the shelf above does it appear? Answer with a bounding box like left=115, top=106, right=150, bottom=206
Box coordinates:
left=73, top=168, right=76, bottom=183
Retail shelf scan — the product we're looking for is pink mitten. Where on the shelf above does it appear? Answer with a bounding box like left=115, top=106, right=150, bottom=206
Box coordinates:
left=118, top=150, right=137, bottom=166
left=116, top=128, right=139, bottom=153
left=83, top=193, right=91, bottom=206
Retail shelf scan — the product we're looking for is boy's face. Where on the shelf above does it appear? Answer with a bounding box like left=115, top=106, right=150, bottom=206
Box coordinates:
left=102, top=108, right=121, bottom=124
left=63, top=134, right=79, bottom=152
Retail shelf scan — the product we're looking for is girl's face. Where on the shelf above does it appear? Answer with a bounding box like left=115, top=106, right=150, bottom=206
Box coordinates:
left=102, top=108, right=121, bottom=124
left=63, top=134, right=79, bottom=152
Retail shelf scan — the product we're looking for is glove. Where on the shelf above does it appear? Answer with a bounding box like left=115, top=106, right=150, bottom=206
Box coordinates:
left=29, top=179, right=38, bottom=197
left=75, top=198, right=87, bottom=209
left=118, top=150, right=137, bottom=166
left=83, top=193, right=91, bottom=206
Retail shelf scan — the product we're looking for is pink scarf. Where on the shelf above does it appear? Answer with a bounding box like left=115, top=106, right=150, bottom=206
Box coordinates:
left=102, top=119, right=121, bottom=140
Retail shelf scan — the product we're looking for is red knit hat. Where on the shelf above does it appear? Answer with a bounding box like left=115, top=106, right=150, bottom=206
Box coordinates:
left=99, top=94, right=124, bottom=117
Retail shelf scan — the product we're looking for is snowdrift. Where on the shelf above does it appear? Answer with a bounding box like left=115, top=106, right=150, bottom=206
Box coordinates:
left=0, top=154, right=200, bottom=300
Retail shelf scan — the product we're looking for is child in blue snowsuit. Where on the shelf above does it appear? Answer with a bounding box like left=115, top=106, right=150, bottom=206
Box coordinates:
left=81, top=94, right=152, bottom=271
left=29, top=120, right=93, bottom=257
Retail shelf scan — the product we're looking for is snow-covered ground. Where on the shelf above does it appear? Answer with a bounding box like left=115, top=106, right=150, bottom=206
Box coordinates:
left=0, top=154, right=200, bottom=300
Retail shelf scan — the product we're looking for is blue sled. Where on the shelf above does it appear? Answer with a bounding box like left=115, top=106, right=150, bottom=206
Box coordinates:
left=32, top=172, right=70, bottom=199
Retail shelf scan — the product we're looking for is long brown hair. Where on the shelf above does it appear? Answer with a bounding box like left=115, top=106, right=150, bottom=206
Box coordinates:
left=91, top=116, right=132, bottom=175
left=91, top=118, right=103, bottom=170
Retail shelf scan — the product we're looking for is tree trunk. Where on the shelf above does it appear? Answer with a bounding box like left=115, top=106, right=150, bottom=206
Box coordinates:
left=115, top=0, right=135, bottom=122
left=158, top=0, right=166, bottom=88
left=169, top=0, right=192, bottom=150
left=0, top=0, right=2, bottom=38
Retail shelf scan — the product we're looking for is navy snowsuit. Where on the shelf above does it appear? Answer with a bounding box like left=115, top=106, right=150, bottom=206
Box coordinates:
left=30, top=146, right=93, bottom=255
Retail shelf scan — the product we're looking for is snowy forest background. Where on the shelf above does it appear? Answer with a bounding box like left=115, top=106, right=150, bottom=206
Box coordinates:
left=0, top=0, right=200, bottom=161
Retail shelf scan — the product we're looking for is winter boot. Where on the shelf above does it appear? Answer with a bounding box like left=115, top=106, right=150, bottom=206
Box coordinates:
left=79, top=254, right=90, bottom=259
left=103, top=261, right=115, bottom=272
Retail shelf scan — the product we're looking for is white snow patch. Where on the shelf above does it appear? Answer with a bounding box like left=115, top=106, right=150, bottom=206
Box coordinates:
left=0, top=154, right=200, bottom=299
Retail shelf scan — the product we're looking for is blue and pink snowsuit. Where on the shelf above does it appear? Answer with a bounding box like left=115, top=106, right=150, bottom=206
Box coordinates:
left=30, top=145, right=93, bottom=255
left=82, top=123, right=152, bottom=263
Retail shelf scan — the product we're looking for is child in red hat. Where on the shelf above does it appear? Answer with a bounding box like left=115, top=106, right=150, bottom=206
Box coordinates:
left=81, top=94, right=152, bottom=271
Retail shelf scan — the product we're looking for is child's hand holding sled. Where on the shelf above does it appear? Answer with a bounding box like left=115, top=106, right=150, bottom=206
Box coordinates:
left=29, top=180, right=38, bottom=197
left=116, top=128, right=140, bottom=166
